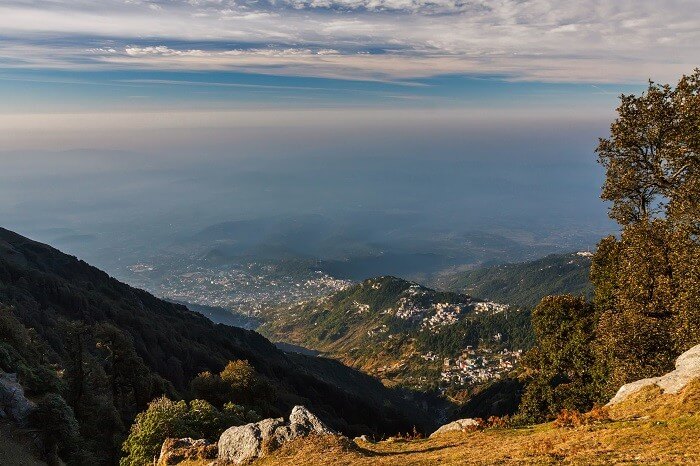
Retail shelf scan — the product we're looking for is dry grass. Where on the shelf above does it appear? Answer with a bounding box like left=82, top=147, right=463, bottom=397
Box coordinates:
left=256, top=378, right=700, bottom=466
left=609, top=378, right=700, bottom=421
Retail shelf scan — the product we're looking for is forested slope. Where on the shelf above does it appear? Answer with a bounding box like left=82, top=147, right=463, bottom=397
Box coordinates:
left=434, top=252, right=592, bottom=309
left=0, top=227, right=436, bottom=464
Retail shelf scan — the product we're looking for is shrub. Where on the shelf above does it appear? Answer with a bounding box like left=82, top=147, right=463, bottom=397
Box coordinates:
left=191, top=360, right=275, bottom=409
left=120, top=397, right=256, bottom=466
left=553, top=406, right=610, bottom=429
left=29, top=394, right=82, bottom=463
left=220, top=360, right=275, bottom=406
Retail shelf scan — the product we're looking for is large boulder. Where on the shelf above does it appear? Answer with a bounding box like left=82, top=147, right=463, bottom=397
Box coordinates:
left=0, top=372, right=35, bottom=426
left=158, top=438, right=217, bottom=465
left=608, top=343, right=700, bottom=405
left=218, top=406, right=336, bottom=464
left=429, top=418, right=479, bottom=437
left=288, top=405, right=335, bottom=435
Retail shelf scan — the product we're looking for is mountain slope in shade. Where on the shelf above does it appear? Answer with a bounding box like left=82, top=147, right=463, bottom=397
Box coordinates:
left=0, top=227, right=442, bottom=463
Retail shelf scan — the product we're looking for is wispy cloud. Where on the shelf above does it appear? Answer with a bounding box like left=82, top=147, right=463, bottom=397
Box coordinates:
left=0, top=1, right=697, bottom=82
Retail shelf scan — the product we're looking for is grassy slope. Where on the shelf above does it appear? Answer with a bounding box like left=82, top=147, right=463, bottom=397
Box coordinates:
left=434, top=253, right=593, bottom=309
left=259, top=379, right=700, bottom=465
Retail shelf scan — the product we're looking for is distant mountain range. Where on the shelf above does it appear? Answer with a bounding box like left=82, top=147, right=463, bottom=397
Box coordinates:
left=258, top=276, right=532, bottom=392
left=432, top=252, right=593, bottom=309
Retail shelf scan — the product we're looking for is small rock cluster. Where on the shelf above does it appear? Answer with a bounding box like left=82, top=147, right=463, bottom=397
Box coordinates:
left=159, top=405, right=336, bottom=465
left=218, top=405, right=335, bottom=464
left=608, top=343, right=700, bottom=405
left=158, top=438, right=217, bottom=465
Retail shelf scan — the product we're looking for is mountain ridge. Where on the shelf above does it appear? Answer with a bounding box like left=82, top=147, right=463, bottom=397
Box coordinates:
left=259, top=275, right=531, bottom=393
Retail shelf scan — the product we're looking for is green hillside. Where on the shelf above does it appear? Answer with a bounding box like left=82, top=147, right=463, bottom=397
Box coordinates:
left=433, top=252, right=593, bottom=309
left=259, top=276, right=531, bottom=392
left=0, top=228, right=440, bottom=464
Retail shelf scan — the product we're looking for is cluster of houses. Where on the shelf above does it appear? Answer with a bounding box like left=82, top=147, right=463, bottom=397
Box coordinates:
left=439, top=346, right=523, bottom=387
left=420, top=302, right=470, bottom=331
left=146, top=263, right=350, bottom=314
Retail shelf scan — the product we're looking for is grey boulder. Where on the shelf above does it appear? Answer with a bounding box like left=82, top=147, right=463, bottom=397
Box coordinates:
left=429, top=418, right=479, bottom=437
left=608, top=343, right=700, bottom=405
left=218, top=405, right=335, bottom=464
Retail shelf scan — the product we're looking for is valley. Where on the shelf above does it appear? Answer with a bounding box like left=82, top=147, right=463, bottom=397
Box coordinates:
left=114, top=250, right=593, bottom=394
left=257, top=276, right=531, bottom=392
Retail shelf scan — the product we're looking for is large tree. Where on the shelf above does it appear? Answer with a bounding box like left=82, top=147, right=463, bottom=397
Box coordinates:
left=593, top=69, right=700, bottom=393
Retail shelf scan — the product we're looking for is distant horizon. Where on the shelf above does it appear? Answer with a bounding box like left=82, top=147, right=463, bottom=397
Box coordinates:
left=2, top=0, right=696, bottom=278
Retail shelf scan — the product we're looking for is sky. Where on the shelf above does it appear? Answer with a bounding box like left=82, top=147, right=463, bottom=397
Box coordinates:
left=1, top=1, right=698, bottom=120
left=0, top=1, right=698, bottom=265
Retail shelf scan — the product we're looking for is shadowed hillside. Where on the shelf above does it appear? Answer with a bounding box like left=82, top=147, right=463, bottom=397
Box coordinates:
left=0, top=227, right=442, bottom=464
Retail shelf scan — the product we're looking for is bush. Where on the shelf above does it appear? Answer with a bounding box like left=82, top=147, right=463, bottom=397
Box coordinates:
left=191, top=360, right=275, bottom=410
left=516, top=295, right=602, bottom=423
left=29, top=394, right=82, bottom=464
left=553, top=406, right=610, bottom=429
left=120, top=397, right=257, bottom=466
left=120, top=397, right=188, bottom=466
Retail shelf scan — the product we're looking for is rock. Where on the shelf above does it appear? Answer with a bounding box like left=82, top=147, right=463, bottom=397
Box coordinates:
left=429, top=418, right=479, bottom=437
left=354, top=434, right=370, bottom=442
left=218, top=417, right=285, bottom=464
left=158, top=438, right=217, bottom=465
left=288, top=405, right=336, bottom=435
left=218, top=405, right=335, bottom=464
left=0, top=372, right=35, bottom=426
left=608, top=343, right=700, bottom=405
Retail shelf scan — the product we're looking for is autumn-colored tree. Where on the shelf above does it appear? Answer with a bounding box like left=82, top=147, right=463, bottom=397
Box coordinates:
left=592, top=69, right=700, bottom=394
left=596, top=69, right=700, bottom=226
left=518, top=70, right=700, bottom=418
left=220, top=360, right=275, bottom=406
left=190, top=360, right=275, bottom=410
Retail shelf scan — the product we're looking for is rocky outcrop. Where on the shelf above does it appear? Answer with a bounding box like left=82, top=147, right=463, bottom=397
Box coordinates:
left=218, top=405, right=336, bottom=464
left=157, top=438, right=217, bottom=465
left=0, top=372, right=35, bottom=426
left=608, top=343, right=700, bottom=405
left=429, top=418, right=479, bottom=437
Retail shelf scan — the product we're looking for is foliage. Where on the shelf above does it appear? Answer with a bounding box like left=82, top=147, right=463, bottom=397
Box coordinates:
left=593, top=221, right=678, bottom=395
left=517, top=70, right=700, bottom=422
left=516, top=295, right=601, bottom=422
left=0, top=227, right=427, bottom=464
left=0, top=308, right=63, bottom=396
left=29, top=394, right=82, bottom=464
left=220, top=360, right=275, bottom=407
left=596, top=70, right=700, bottom=226
left=120, top=397, right=258, bottom=466
left=190, top=360, right=275, bottom=410
left=553, top=406, right=610, bottom=429
left=591, top=69, right=700, bottom=395
left=437, top=252, right=593, bottom=310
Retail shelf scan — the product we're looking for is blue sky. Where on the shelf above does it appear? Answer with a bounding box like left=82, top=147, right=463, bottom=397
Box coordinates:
left=0, top=0, right=697, bottom=123
left=0, top=0, right=697, bottom=252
